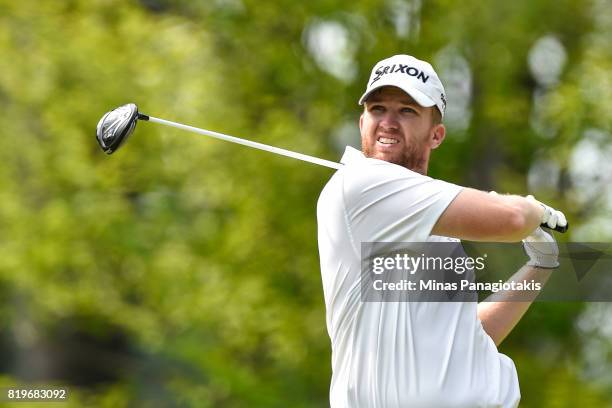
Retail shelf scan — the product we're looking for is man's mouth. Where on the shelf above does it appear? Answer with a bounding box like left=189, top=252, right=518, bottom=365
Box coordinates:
left=377, top=136, right=399, bottom=145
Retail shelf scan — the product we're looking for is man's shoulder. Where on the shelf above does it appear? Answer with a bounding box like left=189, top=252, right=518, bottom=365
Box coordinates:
left=317, top=159, right=435, bottom=213
left=337, top=158, right=429, bottom=188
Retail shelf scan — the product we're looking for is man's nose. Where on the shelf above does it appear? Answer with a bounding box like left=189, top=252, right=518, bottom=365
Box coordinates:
left=379, top=112, right=400, bottom=130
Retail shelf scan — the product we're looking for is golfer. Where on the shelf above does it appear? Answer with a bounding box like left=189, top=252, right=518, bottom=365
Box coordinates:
left=317, top=54, right=567, bottom=407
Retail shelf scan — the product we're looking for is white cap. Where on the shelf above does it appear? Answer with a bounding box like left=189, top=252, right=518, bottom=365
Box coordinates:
left=358, top=54, right=447, bottom=117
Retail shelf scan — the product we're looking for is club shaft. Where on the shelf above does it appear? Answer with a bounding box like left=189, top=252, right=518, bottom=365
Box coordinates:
left=143, top=115, right=343, bottom=170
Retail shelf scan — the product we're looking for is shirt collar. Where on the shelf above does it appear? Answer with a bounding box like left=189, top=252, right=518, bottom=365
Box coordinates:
left=340, top=146, right=365, bottom=165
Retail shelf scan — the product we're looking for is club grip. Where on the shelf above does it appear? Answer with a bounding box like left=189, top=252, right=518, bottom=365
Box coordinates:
left=542, top=222, right=569, bottom=233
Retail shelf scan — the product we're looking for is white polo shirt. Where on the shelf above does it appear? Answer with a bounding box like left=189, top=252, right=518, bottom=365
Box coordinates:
left=317, top=147, right=520, bottom=408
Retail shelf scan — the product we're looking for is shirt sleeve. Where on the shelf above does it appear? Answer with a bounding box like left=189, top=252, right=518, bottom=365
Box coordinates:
left=341, top=160, right=463, bottom=244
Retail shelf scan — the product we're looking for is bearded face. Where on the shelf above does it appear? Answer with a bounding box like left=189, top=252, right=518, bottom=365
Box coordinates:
left=360, top=86, right=445, bottom=175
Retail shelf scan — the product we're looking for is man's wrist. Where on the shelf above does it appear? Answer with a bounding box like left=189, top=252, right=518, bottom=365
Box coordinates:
left=525, top=260, right=559, bottom=269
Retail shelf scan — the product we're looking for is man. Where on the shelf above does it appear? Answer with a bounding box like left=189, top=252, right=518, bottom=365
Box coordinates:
left=317, top=54, right=567, bottom=407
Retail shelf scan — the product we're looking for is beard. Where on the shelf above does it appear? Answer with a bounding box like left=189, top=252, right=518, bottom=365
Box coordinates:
left=362, top=137, right=429, bottom=175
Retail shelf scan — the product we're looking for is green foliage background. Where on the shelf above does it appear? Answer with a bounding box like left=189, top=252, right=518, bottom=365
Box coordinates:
left=0, top=0, right=610, bottom=406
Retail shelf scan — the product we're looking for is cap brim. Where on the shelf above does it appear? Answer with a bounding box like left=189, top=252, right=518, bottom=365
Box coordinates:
left=358, top=80, right=436, bottom=108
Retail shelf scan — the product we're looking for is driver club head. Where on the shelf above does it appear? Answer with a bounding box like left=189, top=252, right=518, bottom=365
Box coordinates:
left=96, top=103, right=140, bottom=154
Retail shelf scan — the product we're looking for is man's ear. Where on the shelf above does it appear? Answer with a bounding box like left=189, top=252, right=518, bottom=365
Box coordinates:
left=359, top=113, right=364, bottom=132
left=430, top=123, right=446, bottom=149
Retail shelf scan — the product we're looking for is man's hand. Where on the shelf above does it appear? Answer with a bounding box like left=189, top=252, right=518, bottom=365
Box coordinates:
left=522, top=227, right=559, bottom=269
left=526, top=195, right=567, bottom=230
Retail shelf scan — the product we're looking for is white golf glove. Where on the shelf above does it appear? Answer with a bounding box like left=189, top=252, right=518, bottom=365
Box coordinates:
left=526, top=195, right=567, bottom=230
left=522, top=227, right=559, bottom=269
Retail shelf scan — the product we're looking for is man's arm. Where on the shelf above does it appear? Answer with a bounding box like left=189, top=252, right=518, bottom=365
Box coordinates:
left=431, top=188, right=564, bottom=242
left=477, top=266, right=552, bottom=346
left=477, top=227, right=559, bottom=345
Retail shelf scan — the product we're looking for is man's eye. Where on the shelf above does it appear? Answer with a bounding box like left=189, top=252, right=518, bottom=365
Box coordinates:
left=401, top=107, right=416, bottom=114
left=371, top=105, right=385, bottom=112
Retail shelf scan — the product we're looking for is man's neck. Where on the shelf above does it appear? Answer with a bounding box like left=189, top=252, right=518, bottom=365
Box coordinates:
left=406, top=159, right=428, bottom=175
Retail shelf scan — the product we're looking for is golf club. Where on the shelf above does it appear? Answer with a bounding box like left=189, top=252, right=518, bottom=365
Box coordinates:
left=95, top=103, right=568, bottom=233
left=96, top=103, right=342, bottom=170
